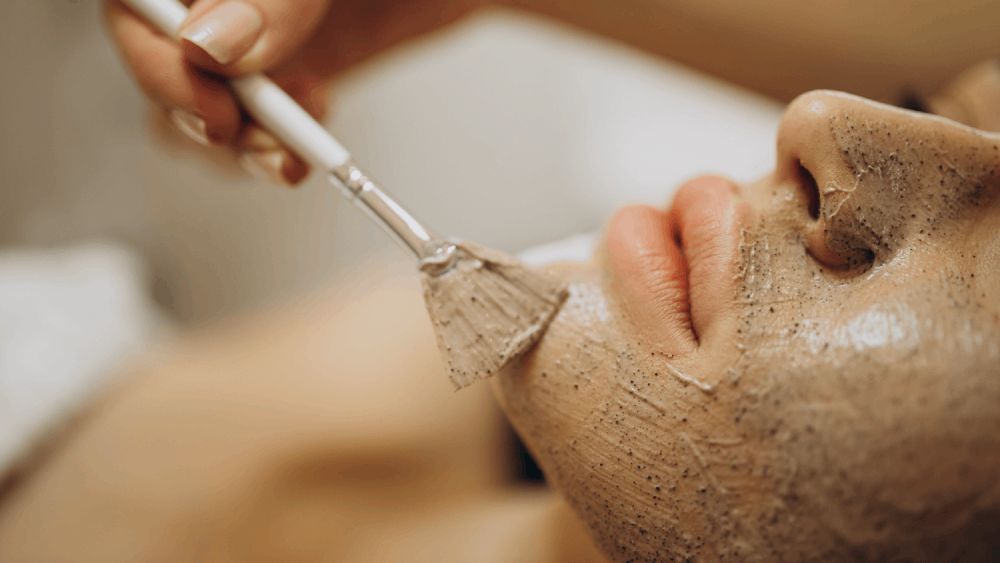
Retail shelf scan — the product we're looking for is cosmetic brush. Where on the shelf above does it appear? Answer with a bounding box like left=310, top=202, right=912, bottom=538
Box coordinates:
left=122, top=0, right=568, bottom=388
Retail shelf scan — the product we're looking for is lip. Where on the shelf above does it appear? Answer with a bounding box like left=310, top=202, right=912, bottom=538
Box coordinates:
left=603, top=175, right=748, bottom=355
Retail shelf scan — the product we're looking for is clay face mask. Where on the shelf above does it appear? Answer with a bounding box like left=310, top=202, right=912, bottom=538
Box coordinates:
left=493, top=91, right=1000, bottom=562
left=421, top=241, right=567, bottom=388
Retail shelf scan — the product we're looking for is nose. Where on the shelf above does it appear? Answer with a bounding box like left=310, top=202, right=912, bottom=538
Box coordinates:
left=775, top=90, right=1000, bottom=270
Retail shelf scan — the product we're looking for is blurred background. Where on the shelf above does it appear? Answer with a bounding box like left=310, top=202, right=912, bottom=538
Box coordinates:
left=0, top=2, right=788, bottom=469
left=1, top=2, right=999, bottom=558
left=2, top=0, right=999, bottom=484
left=1, top=1, right=781, bottom=324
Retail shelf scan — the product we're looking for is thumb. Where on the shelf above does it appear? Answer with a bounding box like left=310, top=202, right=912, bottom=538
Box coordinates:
left=178, top=0, right=331, bottom=75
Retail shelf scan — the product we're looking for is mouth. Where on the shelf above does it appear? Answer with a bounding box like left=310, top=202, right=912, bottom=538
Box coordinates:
left=603, top=175, right=748, bottom=356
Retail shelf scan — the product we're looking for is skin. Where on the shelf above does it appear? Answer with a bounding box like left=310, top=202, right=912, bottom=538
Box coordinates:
left=104, top=0, right=486, bottom=183
left=105, top=0, right=1000, bottom=183
left=421, top=241, right=568, bottom=388
left=1, top=89, right=998, bottom=562
left=38, top=3, right=1000, bottom=557
left=504, top=0, right=1000, bottom=102
left=0, top=278, right=605, bottom=562
left=931, top=61, right=1000, bottom=133
left=493, top=90, right=1000, bottom=561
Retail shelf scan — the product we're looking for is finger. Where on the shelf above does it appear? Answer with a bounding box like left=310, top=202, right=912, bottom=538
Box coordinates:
left=235, top=125, right=309, bottom=187
left=177, top=0, right=333, bottom=75
left=233, top=75, right=330, bottom=186
left=105, top=0, right=241, bottom=145
left=271, top=63, right=332, bottom=122
left=237, top=145, right=309, bottom=187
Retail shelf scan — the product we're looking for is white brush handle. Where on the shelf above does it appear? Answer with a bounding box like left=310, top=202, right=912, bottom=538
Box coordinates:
left=121, top=0, right=351, bottom=171
left=121, top=0, right=455, bottom=264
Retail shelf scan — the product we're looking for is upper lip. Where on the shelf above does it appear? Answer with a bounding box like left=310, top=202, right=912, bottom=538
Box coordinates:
left=603, top=177, right=746, bottom=354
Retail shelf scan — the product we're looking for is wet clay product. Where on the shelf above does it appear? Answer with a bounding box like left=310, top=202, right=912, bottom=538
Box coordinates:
left=423, top=242, right=568, bottom=388
left=494, top=91, right=1000, bottom=562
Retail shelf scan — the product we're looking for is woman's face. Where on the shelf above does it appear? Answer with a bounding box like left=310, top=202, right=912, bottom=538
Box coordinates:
left=493, top=90, right=1000, bottom=561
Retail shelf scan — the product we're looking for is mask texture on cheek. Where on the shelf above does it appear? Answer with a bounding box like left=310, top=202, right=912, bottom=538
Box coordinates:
left=496, top=263, right=788, bottom=561
left=496, top=137, right=1000, bottom=561
left=729, top=206, right=1000, bottom=560
left=701, top=108, right=1000, bottom=559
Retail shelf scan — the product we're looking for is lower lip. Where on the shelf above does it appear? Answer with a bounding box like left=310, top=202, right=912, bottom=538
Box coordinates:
left=603, top=177, right=746, bottom=348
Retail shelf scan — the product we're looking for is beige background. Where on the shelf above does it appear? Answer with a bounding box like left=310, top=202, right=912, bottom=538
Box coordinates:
left=0, top=1, right=781, bottom=323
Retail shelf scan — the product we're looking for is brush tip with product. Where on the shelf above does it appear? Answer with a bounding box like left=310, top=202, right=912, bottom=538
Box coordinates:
left=122, top=0, right=568, bottom=389
left=421, top=242, right=568, bottom=388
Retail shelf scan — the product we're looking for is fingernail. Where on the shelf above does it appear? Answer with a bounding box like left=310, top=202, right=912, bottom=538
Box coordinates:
left=239, top=149, right=292, bottom=186
left=181, top=1, right=263, bottom=65
left=168, top=108, right=210, bottom=145
left=240, top=126, right=283, bottom=151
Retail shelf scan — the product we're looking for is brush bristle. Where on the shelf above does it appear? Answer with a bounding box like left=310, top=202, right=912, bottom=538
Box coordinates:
left=421, top=242, right=568, bottom=389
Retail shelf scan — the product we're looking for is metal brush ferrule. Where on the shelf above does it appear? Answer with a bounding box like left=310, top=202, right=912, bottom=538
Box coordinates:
left=329, top=161, right=459, bottom=274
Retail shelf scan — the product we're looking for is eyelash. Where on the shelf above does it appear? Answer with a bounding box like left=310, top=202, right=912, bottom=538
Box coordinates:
left=897, top=93, right=929, bottom=114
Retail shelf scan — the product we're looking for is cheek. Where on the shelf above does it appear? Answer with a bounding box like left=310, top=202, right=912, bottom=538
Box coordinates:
left=492, top=275, right=754, bottom=560
left=492, top=277, right=619, bottom=454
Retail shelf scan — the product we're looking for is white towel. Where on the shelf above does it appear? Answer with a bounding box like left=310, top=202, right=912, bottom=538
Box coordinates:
left=0, top=243, right=162, bottom=474
left=519, top=232, right=598, bottom=266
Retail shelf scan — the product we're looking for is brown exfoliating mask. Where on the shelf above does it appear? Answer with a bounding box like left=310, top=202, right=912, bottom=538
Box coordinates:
left=422, top=241, right=567, bottom=388
left=493, top=90, right=1000, bottom=561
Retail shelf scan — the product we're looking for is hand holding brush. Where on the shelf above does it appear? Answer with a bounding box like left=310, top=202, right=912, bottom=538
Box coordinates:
left=115, top=0, right=568, bottom=387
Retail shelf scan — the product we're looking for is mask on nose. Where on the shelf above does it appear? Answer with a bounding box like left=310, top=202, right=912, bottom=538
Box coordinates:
left=778, top=91, right=1000, bottom=273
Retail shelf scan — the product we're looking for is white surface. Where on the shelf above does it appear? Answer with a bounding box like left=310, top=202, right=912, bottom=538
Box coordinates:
left=0, top=4, right=782, bottom=322
left=0, top=243, right=162, bottom=473
left=122, top=0, right=187, bottom=35
left=520, top=232, right=598, bottom=266
left=233, top=74, right=353, bottom=170
left=0, top=5, right=785, bottom=475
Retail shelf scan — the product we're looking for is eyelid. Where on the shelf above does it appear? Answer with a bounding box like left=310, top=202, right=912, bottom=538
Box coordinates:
left=896, top=92, right=929, bottom=114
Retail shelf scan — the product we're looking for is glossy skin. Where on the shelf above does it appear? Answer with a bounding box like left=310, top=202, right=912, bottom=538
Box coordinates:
left=494, top=91, right=1000, bottom=561
left=2, top=87, right=997, bottom=562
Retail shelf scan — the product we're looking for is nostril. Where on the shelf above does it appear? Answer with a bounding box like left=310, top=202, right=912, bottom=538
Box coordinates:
left=796, top=161, right=821, bottom=220
left=806, top=225, right=877, bottom=272
left=854, top=248, right=876, bottom=268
